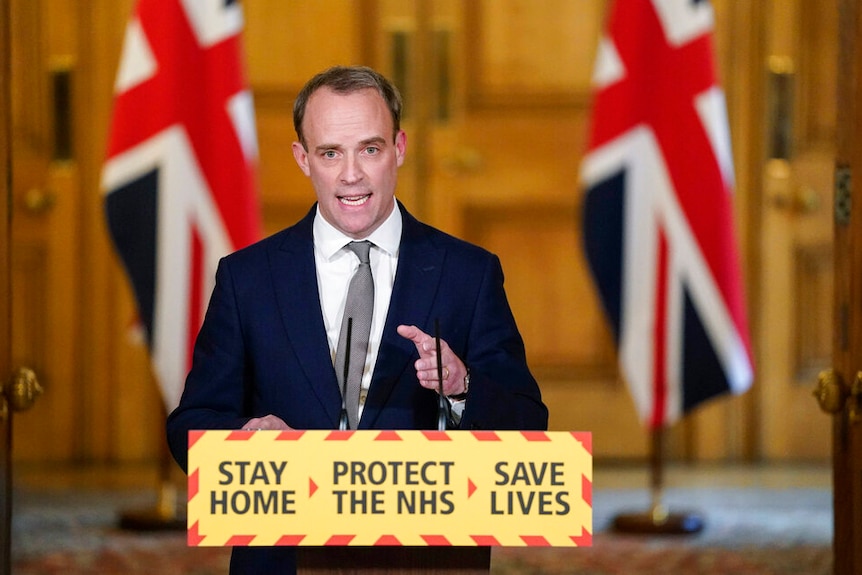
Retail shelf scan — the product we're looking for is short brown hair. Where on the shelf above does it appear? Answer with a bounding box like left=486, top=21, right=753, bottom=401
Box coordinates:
left=293, top=66, right=403, bottom=150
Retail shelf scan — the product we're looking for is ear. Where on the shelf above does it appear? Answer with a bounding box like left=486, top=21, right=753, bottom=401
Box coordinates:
left=394, top=130, right=407, bottom=168
left=292, top=141, right=311, bottom=176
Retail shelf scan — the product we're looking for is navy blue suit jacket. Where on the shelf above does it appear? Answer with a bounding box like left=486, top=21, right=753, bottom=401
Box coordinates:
left=166, top=202, right=547, bottom=573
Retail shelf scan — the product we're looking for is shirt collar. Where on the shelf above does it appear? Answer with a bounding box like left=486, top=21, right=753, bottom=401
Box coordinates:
left=313, top=198, right=402, bottom=261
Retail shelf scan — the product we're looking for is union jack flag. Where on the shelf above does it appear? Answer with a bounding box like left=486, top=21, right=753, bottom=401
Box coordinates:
left=102, top=0, right=261, bottom=410
left=581, top=0, right=753, bottom=428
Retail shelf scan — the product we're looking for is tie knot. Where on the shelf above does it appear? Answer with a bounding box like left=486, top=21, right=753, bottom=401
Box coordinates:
left=347, top=240, right=372, bottom=264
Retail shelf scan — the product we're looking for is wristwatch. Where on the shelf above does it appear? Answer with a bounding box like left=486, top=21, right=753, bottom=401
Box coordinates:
left=447, top=368, right=470, bottom=401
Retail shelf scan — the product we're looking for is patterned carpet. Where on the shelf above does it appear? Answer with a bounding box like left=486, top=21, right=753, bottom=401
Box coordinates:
left=11, top=473, right=833, bottom=575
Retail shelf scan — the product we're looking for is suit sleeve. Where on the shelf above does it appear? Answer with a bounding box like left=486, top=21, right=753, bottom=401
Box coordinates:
left=457, top=254, right=549, bottom=431
left=165, top=258, right=252, bottom=471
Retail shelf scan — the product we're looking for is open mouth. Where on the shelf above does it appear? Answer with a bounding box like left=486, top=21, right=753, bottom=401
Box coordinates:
left=338, top=194, right=371, bottom=207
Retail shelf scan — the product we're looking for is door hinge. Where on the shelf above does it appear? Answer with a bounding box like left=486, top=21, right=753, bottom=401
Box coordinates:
left=835, top=164, right=851, bottom=226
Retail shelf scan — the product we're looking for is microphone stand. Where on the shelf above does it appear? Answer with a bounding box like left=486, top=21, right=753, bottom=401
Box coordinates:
left=339, top=318, right=352, bottom=431
left=434, top=319, right=451, bottom=431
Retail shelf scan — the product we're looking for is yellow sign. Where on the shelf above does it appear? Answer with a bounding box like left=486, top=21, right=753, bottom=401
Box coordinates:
left=187, top=430, right=592, bottom=547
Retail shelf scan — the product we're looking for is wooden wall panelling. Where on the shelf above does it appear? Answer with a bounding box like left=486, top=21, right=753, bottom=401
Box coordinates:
left=465, top=0, right=605, bottom=108
left=246, top=1, right=369, bottom=234
left=244, top=2, right=363, bottom=91
left=453, top=1, right=646, bottom=455
left=72, top=0, right=167, bottom=462
left=798, top=0, right=838, bottom=146
left=463, top=203, right=615, bottom=378
left=77, top=0, right=133, bottom=461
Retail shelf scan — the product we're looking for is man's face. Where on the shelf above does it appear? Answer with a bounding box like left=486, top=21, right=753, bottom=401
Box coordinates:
left=292, top=87, right=406, bottom=239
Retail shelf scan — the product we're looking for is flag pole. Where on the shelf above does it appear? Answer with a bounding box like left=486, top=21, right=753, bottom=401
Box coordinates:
left=612, top=427, right=704, bottom=534
left=119, top=404, right=186, bottom=531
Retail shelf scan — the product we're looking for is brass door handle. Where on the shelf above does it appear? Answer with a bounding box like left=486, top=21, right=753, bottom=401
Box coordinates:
left=2, top=367, right=43, bottom=421
left=813, top=369, right=845, bottom=413
left=813, top=369, right=862, bottom=424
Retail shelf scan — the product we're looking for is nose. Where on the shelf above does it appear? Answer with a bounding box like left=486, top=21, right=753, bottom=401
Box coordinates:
left=340, top=153, right=364, bottom=185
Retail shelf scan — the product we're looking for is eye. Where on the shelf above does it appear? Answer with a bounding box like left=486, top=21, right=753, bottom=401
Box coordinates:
left=365, top=146, right=379, bottom=155
left=322, top=150, right=337, bottom=159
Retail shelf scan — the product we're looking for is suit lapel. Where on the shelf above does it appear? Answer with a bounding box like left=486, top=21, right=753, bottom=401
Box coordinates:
left=269, top=208, right=342, bottom=426
left=361, top=207, right=444, bottom=428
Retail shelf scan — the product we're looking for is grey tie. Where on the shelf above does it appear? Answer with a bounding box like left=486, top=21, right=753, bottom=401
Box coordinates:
left=334, top=241, right=374, bottom=430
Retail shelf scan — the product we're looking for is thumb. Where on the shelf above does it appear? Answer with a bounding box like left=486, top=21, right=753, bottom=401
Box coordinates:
left=397, top=324, right=429, bottom=345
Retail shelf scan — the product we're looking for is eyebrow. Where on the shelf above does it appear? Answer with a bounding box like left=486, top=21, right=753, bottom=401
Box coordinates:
left=360, top=136, right=387, bottom=147
left=314, top=136, right=388, bottom=153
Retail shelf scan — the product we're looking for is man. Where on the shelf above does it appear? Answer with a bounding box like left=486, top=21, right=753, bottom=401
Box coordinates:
left=167, top=65, right=548, bottom=574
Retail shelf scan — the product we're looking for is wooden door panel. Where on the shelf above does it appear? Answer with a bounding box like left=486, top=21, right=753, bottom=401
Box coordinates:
left=244, top=2, right=363, bottom=90
left=759, top=0, right=835, bottom=460
left=466, top=0, right=603, bottom=107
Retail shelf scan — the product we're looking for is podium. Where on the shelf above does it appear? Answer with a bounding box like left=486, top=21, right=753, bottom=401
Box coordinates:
left=296, top=547, right=490, bottom=574
left=186, top=430, right=592, bottom=572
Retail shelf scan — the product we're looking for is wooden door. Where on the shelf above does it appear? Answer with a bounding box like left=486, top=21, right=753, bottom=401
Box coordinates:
left=1, top=0, right=14, bottom=569
left=758, top=0, right=836, bottom=459
left=9, top=0, right=82, bottom=462
left=832, top=0, right=862, bottom=571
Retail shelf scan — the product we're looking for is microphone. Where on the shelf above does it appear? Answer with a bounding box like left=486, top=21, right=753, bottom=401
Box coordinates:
left=339, top=318, right=352, bottom=431
left=434, top=319, right=451, bottom=431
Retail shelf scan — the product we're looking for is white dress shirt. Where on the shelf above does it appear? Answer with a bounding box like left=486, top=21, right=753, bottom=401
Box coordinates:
left=313, top=198, right=402, bottom=414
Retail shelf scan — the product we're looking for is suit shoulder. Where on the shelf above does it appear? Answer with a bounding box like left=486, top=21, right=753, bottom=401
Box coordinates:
left=222, top=204, right=315, bottom=268
left=220, top=230, right=280, bottom=267
left=224, top=218, right=311, bottom=265
left=416, top=221, right=497, bottom=262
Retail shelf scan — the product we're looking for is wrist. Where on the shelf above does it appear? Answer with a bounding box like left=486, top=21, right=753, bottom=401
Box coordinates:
left=447, top=368, right=470, bottom=401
